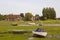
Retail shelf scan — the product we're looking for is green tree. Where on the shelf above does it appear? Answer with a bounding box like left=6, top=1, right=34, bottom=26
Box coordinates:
left=20, top=13, right=24, bottom=20
left=0, top=14, right=6, bottom=20
left=42, top=7, right=56, bottom=20
left=20, top=13, right=24, bottom=17
left=49, top=8, right=56, bottom=19
left=25, top=12, right=33, bottom=21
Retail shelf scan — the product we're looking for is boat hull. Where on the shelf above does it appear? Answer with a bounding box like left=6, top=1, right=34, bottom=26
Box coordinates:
left=32, top=31, right=47, bottom=37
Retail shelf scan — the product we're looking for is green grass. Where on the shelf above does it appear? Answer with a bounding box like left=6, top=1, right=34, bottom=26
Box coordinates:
left=0, top=20, right=60, bottom=40
left=35, top=20, right=60, bottom=24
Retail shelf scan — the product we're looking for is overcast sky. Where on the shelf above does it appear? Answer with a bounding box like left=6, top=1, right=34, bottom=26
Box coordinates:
left=0, top=0, right=60, bottom=18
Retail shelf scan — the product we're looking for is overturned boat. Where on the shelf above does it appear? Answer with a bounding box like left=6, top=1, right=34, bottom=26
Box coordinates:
left=8, top=29, right=27, bottom=34
left=32, top=28, right=47, bottom=37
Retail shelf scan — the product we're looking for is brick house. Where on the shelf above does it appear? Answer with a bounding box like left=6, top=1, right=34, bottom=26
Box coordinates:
left=6, top=14, right=22, bottom=21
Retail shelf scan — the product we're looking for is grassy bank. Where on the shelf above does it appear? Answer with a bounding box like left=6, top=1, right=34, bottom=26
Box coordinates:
left=0, top=20, right=60, bottom=40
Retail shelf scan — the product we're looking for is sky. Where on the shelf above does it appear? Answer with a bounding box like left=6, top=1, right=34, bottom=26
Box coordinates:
left=0, top=0, right=60, bottom=18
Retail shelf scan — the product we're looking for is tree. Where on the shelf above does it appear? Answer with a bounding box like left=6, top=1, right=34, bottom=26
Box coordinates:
left=0, top=14, right=6, bottom=20
left=25, top=12, right=33, bottom=21
left=49, top=8, right=56, bottom=19
left=42, top=7, right=56, bottom=20
left=20, top=13, right=24, bottom=17
left=20, top=13, right=24, bottom=20
left=2, top=15, right=6, bottom=20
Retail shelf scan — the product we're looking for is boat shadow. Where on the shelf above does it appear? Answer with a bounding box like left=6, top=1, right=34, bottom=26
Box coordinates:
left=31, top=34, right=46, bottom=38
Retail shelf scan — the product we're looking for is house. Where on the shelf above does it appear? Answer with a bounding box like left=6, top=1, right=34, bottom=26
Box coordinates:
left=6, top=14, right=22, bottom=21
left=31, top=16, right=40, bottom=21
left=35, top=16, right=40, bottom=20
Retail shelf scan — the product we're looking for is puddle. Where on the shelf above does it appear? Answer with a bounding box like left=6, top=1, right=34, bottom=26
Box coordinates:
left=28, top=37, right=34, bottom=40
left=47, top=34, right=60, bottom=38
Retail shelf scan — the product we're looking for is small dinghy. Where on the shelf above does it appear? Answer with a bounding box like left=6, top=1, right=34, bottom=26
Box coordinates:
left=32, top=28, right=47, bottom=37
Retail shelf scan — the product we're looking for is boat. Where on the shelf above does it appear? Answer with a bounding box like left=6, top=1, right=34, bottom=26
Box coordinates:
left=32, top=28, right=47, bottom=37
left=8, top=29, right=27, bottom=34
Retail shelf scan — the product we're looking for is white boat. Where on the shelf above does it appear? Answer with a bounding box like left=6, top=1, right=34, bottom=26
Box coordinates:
left=32, top=28, right=47, bottom=37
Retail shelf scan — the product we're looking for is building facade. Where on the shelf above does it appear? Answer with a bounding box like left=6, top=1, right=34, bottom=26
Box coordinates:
left=6, top=14, right=22, bottom=21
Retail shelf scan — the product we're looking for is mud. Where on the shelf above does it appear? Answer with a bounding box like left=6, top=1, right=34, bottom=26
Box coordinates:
left=29, top=34, right=60, bottom=38
left=47, top=34, right=60, bottom=38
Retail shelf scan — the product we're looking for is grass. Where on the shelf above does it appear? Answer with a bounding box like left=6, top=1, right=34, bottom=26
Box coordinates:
left=0, top=20, right=60, bottom=40
left=35, top=20, right=60, bottom=24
